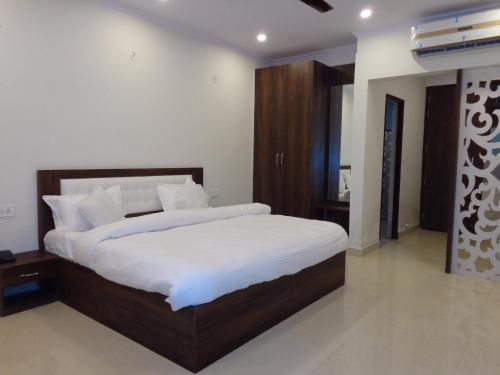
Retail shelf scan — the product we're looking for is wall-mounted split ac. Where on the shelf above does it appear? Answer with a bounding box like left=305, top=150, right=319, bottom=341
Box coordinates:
left=412, top=8, right=500, bottom=56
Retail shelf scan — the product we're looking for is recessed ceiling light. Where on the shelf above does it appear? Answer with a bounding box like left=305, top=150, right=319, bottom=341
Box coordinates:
left=158, top=0, right=167, bottom=3
left=257, top=33, right=267, bottom=42
left=360, top=8, right=373, bottom=19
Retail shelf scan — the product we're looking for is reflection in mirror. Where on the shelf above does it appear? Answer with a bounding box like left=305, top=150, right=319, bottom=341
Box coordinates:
left=338, top=84, right=353, bottom=202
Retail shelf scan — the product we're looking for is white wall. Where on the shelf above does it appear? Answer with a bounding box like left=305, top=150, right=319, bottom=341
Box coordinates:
left=425, top=71, right=457, bottom=87
left=0, top=0, right=262, bottom=252
left=350, top=22, right=500, bottom=250
left=367, top=76, right=426, bottom=242
left=340, top=85, right=354, bottom=166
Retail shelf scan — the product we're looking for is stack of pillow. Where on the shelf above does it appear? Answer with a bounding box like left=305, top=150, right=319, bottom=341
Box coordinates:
left=43, top=178, right=209, bottom=232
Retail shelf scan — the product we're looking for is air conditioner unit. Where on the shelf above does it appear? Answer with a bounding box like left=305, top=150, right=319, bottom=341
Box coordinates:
left=412, top=8, right=500, bottom=56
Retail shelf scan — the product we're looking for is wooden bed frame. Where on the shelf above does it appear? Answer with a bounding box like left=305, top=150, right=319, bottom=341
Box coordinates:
left=37, top=168, right=346, bottom=373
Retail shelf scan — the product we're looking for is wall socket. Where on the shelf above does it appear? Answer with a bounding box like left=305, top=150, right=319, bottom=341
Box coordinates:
left=0, top=205, right=16, bottom=218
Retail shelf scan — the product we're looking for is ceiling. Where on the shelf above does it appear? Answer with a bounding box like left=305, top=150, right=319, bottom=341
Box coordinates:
left=113, top=0, right=498, bottom=59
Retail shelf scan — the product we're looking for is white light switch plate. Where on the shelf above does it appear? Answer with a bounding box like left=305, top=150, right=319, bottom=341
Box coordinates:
left=0, top=205, right=16, bottom=218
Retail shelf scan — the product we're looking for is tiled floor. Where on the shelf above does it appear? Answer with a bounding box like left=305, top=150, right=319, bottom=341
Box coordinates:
left=1, top=229, right=499, bottom=374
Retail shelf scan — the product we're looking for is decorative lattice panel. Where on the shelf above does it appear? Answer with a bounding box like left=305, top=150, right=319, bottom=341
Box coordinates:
left=453, top=67, right=500, bottom=279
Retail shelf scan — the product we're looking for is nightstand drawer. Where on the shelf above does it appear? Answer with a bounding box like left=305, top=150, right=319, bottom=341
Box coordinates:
left=0, top=262, right=59, bottom=288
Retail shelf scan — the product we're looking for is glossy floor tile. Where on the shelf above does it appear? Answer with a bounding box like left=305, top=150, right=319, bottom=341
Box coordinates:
left=1, top=229, right=499, bottom=374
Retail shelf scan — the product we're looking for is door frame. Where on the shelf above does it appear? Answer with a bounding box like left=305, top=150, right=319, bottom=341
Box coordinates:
left=375, top=72, right=460, bottom=274
left=445, top=70, right=462, bottom=273
left=380, top=94, right=405, bottom=240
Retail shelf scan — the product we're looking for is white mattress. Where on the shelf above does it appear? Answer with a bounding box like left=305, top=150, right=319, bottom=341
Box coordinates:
left=45, top=204, right=348, bottom=311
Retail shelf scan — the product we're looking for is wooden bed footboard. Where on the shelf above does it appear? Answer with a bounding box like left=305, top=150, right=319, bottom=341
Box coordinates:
left=58, top=251, right=346, bottom=373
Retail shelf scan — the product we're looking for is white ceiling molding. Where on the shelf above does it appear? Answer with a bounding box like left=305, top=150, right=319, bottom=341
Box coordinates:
left=272, top=44, right=357, bottom=66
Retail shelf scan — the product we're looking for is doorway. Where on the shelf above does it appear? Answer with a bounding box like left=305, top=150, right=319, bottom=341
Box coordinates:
left=379, top=95, right=404, bottom=241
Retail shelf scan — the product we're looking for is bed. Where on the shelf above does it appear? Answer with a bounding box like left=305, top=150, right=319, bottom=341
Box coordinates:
left=37, top=168, right=347, bottom=373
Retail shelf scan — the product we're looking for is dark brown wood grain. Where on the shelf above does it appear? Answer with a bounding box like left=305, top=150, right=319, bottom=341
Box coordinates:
left=0, top=250, right=60, bottom=316
left=0, top=250, right=60, bottom=288
left=420, top=85, right=458, bottom=232
left=283, top=61, right=313, bottom=217
left=37, top=168, right=203, bottom=249
left=253, top=60, right=333, bottom=219
left=58, top=252, right=345, bottom=373
left=330, top=63, right=355, bottom=86
left=254, top=64, right=287, bottom=214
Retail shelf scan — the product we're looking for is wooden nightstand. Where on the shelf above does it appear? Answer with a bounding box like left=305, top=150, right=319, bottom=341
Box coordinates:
left=317, top=201, right=350, bottom=234
left=0, top=251, right=60, bottom=317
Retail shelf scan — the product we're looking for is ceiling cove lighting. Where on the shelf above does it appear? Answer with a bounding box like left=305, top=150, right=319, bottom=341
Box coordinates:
left=257, top=33, right=268, bottom=42
left=360, top=8, right=373, bottom=19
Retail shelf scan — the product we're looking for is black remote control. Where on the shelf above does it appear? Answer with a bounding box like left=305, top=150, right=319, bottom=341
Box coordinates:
left=0, top=250, right=16, bottom=264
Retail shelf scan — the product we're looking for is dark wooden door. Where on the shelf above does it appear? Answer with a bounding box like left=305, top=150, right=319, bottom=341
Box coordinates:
left=254, top=65, right=287, bottom=214
left=420, top=84, right=457, bottom=232
left=271, top=66, right=287, bottom=215
left=283, top=62, right=313, bottom=217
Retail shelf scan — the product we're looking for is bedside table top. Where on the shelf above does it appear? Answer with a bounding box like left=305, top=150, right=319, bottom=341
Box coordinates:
left=0, top=250, right=59, bottom=271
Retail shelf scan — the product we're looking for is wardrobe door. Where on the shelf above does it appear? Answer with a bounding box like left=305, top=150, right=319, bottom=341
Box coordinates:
left=270, top=66, right=287, bottom=215
left=254, top=66, right=287, bottom=214
left=282, top=61, right=315, bottom=218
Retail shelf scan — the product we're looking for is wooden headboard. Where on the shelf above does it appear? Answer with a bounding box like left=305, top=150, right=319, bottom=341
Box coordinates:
left=37, top=168, right=203, bottom=250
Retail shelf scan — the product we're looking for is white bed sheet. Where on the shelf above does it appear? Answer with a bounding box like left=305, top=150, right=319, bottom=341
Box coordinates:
left=46, top=204, right=348, bottom=311
left=44, top=230, right=82, bottom=260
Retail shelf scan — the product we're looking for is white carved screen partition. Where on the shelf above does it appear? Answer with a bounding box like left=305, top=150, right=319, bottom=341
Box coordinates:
left=452, top=66, right=500, bottom=279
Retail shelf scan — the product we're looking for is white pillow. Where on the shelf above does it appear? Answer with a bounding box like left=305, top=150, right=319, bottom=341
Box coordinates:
left=157, top=180, right=209, bottom=211
left=78, top=187, right=127, bottom=228
left=43, top=194, right=92, bottom=232
left=43, top=185, right=122, bottom=232
left=102, top=185, right=122, bottom=207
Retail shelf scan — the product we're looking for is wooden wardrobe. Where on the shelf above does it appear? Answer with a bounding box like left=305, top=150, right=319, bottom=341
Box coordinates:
left=253, top=60, right=332, bottom=218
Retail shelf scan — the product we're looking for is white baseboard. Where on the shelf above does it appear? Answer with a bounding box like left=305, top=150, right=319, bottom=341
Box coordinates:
left=398, top=224, right=420, bottom=237
left=347, top=241, right=380, bottom=257
left=347, top=225, right=420, bottom=257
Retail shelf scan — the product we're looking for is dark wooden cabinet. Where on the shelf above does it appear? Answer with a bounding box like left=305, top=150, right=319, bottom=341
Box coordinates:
left=253, top=60, right=332, bottom=218
left=0, top=251, right=60, bottom=317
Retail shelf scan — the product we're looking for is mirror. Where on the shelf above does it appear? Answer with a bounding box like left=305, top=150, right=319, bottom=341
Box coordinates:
left=338, top=84, right=353, bottom=202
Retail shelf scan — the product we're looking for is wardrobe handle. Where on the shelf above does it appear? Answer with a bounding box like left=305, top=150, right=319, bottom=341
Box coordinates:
left=275, top=153, right=279, bottom=167
left=280, top=153, right=284, bottom=167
